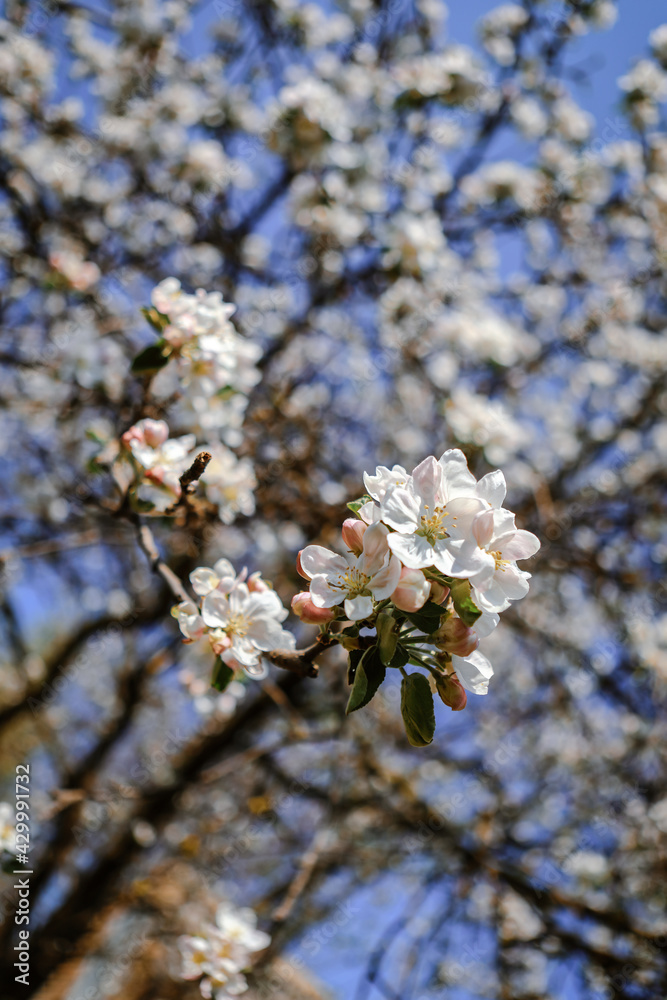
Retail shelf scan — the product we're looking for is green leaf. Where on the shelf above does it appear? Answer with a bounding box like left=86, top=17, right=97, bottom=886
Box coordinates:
left=448, top=579, right=482, bottom=627
left=131, top=342, right=170, bottom=374
left=141, top=306, right=171, bottom=332
left=377, top=611, right=399, bottom=666
left=400, top=672, right=436, bottom=747
left=211, top=658, right=235, bottom=692
left=347, top=647, right=364, bottom=685
left=346, top=495, right=372, bottom=514
left=388, top=643, right=410, bottom=668
left=346, top=646, right=385, bottom=714
left=405, top=601, right=445, bottom=635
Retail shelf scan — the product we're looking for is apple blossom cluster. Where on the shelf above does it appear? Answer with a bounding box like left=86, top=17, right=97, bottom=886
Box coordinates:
left=172, top=559, right=295, bottom=683
left=95, top=279, right=259, bottom=522
left=178, top=902, right=270, bottom=1000
left=107, top=417, right=256, bottom=521
left=144, top=278, right=262, bottom=443
left=292, top=449, right=539, bottom=744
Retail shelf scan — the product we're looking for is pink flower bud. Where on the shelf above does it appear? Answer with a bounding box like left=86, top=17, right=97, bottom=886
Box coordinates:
left=429, top=581, right=450, bottom=605
left=391, top=567, right=431, bottom=612
left=291, top=592, right=336, bottom=624
left=341, top=518, right=367, bottom=555
left=435, top=673, right=467, bottom=711
left=142, top=419, right=170, bottom=448
left=247, top=571, right=269, bottom=593
left=209, top=633, right=232, bottom=656
left=121, top=418, right=169, bottom=450
left=296, top=551, right=310, bottom=580
left=433, top=616, right=479, bottom=657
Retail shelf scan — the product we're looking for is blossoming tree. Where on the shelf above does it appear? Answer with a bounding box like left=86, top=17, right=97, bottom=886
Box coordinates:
left=1, top=1, right=667, bottom=998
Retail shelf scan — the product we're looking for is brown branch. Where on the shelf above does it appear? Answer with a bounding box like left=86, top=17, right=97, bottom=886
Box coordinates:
left=179, top=450, right=211, bottom=490
left=164, top=450, right=212, bottom=515
left=135, top=522, right=190, bottom=604
left=263, top=634, right=338, bottom=678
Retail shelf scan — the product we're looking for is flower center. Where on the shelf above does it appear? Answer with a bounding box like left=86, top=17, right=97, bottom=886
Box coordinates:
left=336, top=567, right=371, bottom=597
left=417, top=505, right=449, bottom=544
left=490, top=549, right=508, bottom=571
left=226, top=612, right=249, bottom=637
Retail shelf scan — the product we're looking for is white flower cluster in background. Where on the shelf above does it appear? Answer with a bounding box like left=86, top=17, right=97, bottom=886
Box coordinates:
left=179, top=901, right=270, bottom=999
left=96, top=278, right=260, bottom=522
left=294, top=449, right=539, bottom=707
left=172, top=559, right=295, bottom=680
left=150, top=278, right=262, bottom=444
left=102, top=417, right=256, bottom=522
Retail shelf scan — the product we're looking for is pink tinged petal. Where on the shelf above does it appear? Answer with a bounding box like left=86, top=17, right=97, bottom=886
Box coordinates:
left=391, top=567, right=431, bottom=612
left=300, top=545, right=348, bottom=580
left=488, top=507, right=517, bottom=539
left=142, top=419, right=170, bottom=448
left=292, top=593, right=337, bottom=624
left=472, top=509, right=496, bottom=549
left=369, top=553, right=402, bottom=600
left=201, top=591, right=231, bottom=628
left=190, top=567, right=220, bottom=596
left=360, top=521, right=391, bottom=575
left=342, top=518, right=367, bottom=555
left=497, top=564, right=531, bottom=601
left=344, top=595, right=374, bottom=621
left=380, top=488, right=420, bottom=533
left=444, top=497, right=488, bottom=539
left=309, top=575, right=347, bottom=608
left=437, top=448, right=478, bottom=499
left=496, top=529, right=541, bottom=561
left=411, top=455, right=444, bottom=509
left=452, top=649, right=494, bottom=695
left=475, top=470, right=506, bottom=508
left=388, top=532, right=437, bottom=569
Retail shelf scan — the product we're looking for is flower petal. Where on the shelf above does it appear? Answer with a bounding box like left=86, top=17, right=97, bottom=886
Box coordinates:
left=387, top=532, right=437, bottom=569
left=363, top=464, right=409, bottom=502
left=344, top=595, right=374, bottom=621
left=438, top=448, right=478, bottom=499
left=452, top=649, right=494, bottom=695
left=309, top=575, right=346, bottom=608
left=201, top=591, right=231, bottom=628
left=411, top=455, right=444, bottom=510
left=496, top=529, right=541, bottom=561
left=190, top=567, right=220, bottom=596
left=360, top=521, right=391, bottom=575
left=380, top=488, right=420, bottom=533
left=496, top=564, right=531, bottom=600
left=369, top=553, right=402, bottom=599
left=475, top=470, right=506, bottom=508
left=300, top=545, right=348, bottom=580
